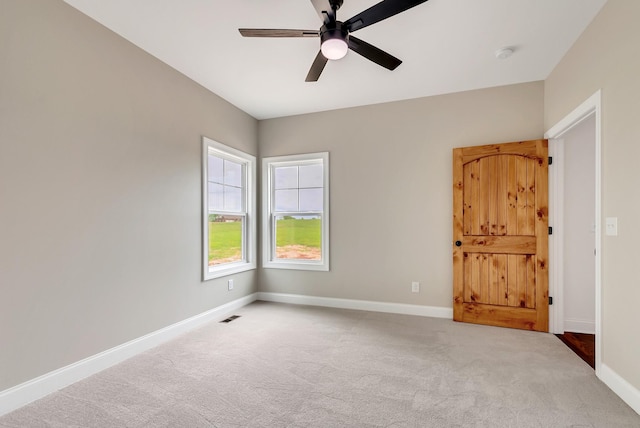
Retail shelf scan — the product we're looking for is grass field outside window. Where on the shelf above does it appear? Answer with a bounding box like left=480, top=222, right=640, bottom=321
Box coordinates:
left=275, top=216, right=321, bottom=260
left=208, top=217, right=243, bottom=265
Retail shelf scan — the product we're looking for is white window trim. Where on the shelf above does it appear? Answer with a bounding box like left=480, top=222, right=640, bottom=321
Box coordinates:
left=202, top=137, right=256, bottom=280
left=262, top=152, right=330, bottom=271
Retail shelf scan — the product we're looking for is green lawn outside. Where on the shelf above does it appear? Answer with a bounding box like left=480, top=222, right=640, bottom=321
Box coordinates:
left=209, top=221, right=242, bottom=264
left=209, top=218, right=321, bottom=264
left=276, top=218, right=321, bottom=248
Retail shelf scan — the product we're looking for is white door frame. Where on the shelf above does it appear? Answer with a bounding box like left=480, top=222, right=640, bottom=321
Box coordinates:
left=545, top=90, right=602, bottom=373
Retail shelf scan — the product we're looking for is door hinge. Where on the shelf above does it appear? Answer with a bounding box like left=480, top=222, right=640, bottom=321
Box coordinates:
left=549, top=296, right=553, bottom=305
left=548, top=156, right=553, bottom=165
left=549, top=226, right=553, bottom=235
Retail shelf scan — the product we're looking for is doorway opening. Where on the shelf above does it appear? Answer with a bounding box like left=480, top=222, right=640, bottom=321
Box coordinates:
left=556, top=331, right=595, bottom=368
left=545, top=90, right=601, bottom=373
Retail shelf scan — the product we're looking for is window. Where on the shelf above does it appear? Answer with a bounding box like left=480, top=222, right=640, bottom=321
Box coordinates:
left=202, top=137, right=256, bottom=280
left=262, top=152, right=329, bottom=271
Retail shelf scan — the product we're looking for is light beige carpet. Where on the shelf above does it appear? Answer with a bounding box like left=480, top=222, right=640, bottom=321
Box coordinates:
left=1, top=302, right=638, bottom=427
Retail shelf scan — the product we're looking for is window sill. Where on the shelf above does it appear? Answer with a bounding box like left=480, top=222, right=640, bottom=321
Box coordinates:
left=204, top=262, right=256, bottom=281
left=262, top=261, right=329, bottom=272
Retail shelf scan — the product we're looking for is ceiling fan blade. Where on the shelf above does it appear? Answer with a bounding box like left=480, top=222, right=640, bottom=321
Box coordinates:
left=305, top=50, right=329, bottom=82
left=344, top=0, right=429, bottom=32
left=239, top=28, right=319, bottom=38
left=348, top=36, right=401, bottom=70
left=311, top=0, right=336, bottom=24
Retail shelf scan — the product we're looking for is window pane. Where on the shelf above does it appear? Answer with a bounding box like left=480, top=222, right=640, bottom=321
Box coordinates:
left=274, top=166, right=298, bottom=189
left=299, top=188, right=323, bottom=211
left=208, top=182, right=223, bottom=211
left=224, top=159, right=242, bottom=187
left=208, top=155, right=224, bottom=184
left=274, top=214, right=321, bottom=261
left=208, top=214, right=244, bottom=266
left=224, top=185, right=242, bottom=212
left=274, top=189, right=298, bottom=212
left=299, top=164, right=323, bottom=188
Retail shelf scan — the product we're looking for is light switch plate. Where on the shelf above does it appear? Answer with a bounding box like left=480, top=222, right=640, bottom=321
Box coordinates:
left=606, top=217, right=618, bottom=236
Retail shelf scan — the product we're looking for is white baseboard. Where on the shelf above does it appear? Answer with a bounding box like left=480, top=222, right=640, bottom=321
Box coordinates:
left=564, top=318, right=596, bottom=334
left=598, top=363, right=640, bottom=416
left=257, top=292, right=453, bottom=319
left=0, top=293, right=258, bottom=417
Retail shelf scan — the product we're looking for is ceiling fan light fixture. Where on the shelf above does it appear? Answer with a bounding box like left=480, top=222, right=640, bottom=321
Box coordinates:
left=320, top=23, right=349, bottom=60
left=321, top=38, right=348, bottom=60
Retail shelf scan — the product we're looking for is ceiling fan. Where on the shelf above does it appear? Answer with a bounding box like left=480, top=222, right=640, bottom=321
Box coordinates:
left=239, top=0, right=429, bottom=82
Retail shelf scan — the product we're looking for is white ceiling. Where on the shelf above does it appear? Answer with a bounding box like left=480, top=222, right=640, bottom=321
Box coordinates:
left=63, top=0, right=607, bottom=120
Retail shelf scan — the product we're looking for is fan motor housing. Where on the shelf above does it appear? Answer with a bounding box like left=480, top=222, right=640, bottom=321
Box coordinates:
left=320, top=22, right=349, bottom=45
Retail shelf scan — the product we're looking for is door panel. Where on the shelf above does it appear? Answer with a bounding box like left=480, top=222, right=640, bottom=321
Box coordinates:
left=453, top=140, right=548, bottom=331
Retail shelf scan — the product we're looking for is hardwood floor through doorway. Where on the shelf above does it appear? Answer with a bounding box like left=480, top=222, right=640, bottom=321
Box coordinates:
left=555, top=332, right=595, bottom=369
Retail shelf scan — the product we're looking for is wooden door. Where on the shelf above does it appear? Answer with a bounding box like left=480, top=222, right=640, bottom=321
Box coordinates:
left=452, top=140, right=549, bottom=331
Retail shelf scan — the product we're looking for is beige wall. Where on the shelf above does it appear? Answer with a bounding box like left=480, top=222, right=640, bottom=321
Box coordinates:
left=259, top=82, right=544, bottom=307
left=545, top=0, right=640, bottom=390
left=0, top=1, right=258, bottom=391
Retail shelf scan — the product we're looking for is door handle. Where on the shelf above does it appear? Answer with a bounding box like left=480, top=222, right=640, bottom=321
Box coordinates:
left=455, top=240, right=462, bottom=247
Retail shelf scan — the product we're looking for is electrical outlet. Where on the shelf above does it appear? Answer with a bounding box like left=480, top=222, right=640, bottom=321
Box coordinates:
left=606, top=217, right=618, bottom=236
left=411, top=281, right=420, bottom=293
left=228, top=279, right=234, bottom=291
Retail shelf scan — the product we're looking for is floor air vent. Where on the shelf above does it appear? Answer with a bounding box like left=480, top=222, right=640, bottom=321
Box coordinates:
left=220, top=315, right=241, bottom=323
